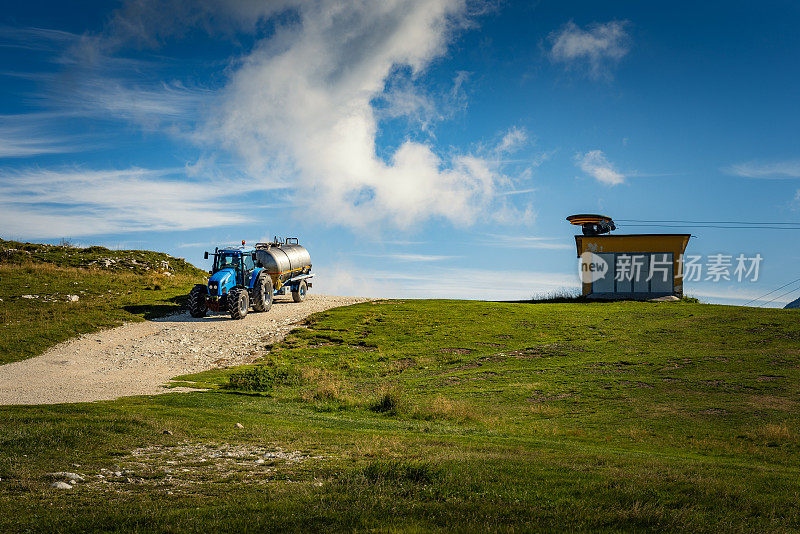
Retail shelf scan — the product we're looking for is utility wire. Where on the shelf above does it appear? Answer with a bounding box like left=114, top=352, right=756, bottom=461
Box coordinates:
left=617, top=224, right=800, bottom=230
left=610, top=218, right=800, bottom=306
left=759, top=284, right=800, bottom=308
left=742, top=277, right=800, bottom=307
left=617, top=219, right=800, bottom=225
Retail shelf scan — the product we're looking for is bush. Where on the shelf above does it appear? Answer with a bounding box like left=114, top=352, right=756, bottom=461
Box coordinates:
left=81, top=246, right=111, bottom=254
left=226, top=364, right=302, bottom=392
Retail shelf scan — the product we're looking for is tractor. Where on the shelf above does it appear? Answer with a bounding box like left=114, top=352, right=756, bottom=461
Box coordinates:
left=188, top=238, right=313, bottom=320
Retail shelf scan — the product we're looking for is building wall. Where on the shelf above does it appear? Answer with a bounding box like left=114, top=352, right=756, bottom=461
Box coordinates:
left=574, top=234, right=691, bottom=298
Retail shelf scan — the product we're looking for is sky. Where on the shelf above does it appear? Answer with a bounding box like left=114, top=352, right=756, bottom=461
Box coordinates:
left=2, top=0, right=800, bottom=306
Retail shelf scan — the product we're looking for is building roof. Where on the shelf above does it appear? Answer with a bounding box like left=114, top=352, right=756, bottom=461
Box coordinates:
left=575, top=234, right=692, bottom=238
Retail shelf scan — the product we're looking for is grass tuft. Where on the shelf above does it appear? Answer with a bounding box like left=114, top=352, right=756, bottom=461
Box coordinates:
left=362, top=459, right=440, bottom=485
left=370, top=391, right=403, bottom=415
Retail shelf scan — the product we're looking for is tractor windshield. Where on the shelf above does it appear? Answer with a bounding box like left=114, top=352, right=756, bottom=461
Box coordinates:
left=214, top=253, right=240, bottom=272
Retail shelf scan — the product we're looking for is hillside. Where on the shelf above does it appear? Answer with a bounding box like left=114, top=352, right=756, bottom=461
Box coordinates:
left=1, top=298, right=799, bottom=531
left=0, top=240, right=206, bottom=364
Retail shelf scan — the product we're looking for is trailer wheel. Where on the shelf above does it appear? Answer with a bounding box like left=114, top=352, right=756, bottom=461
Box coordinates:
left=292, top=280, right=308, bottom=303
left=228, top=289, right=249, bottom=320
left=252, top=275, right=273, bottom=312
left=188, top=284, right=208, bottom=318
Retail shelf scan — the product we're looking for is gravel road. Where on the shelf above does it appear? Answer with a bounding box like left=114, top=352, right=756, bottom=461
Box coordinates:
left=0, top=295, right=369, bottom=405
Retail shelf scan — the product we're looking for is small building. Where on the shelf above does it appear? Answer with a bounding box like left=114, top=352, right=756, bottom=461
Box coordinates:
left=568, top=215, right=690, bottom=299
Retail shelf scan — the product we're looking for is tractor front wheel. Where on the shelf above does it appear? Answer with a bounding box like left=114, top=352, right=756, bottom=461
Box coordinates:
left=252, top=275, right=273, bottom=312
left=227, top=289, right=249, bottom=320
left=292, top=280, right=308, bottom=303
left=188, top=284, right=208, bottom=318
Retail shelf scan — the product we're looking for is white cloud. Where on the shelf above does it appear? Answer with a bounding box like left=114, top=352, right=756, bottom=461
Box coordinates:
left=0, top=166, right=283, bottom=238
left=207, top=0, right=529, bottom=232
left=575, top=150, right=625, bottom=186
left=548, top=20, right=630, bottom=80
left=724, top=160, right=800, bottom=179
left=496, top=126, right=527, bottom=153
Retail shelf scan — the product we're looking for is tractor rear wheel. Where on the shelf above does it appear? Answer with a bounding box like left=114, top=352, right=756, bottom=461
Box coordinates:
left=292, top=280, right=308, bottom=303
left=188, top=284, right=208, bottom=318
left=228, top=289, right=249, bottom=320
left=252, top=275, right=273, bottom=312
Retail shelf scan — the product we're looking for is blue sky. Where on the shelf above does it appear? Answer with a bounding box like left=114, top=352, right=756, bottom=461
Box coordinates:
left=2, top=1, right=800, bottom=305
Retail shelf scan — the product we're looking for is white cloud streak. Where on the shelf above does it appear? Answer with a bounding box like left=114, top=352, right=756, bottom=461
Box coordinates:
left=0, top=113, right=97, bottom=158
left=548, top=20, right=630, bottom=80
left=482, top=233, right=572, bottom=250
left=724, top=160, right=800, bottom=179
left=575, top=150, right=625, bottom=185
left=0, top=167, right=283, bottom=238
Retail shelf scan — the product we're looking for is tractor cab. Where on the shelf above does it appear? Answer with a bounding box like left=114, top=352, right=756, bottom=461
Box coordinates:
left=212, top=250, right=256, bottom=286
left=205, top=247, right=256, bottom=297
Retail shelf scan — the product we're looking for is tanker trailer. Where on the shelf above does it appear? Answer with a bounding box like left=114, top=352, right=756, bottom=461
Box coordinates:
left=254, top=238, right=313, bottom=302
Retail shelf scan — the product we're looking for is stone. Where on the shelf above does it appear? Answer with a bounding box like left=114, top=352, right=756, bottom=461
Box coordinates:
left=649, top=295, right=680, bottom=302
left=21, top=295, right=35, bottom=299
left=51, top=481, right=72, bottom=490
left=235, top=422, right=244, bottom=429
left=163, top=430, right=173, bottom=435
left=46, top=472, right=84, bottom=482
left=67, top=295, right=79, bottom=302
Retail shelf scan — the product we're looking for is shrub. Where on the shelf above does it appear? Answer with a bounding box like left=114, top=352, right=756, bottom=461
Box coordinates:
left=81, top=246, right=111, bottom=254
left=226, top=364, right=302, bottom=392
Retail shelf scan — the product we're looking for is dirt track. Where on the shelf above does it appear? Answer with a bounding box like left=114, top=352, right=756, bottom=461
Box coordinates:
left=0, top=295, right=369, bottom=405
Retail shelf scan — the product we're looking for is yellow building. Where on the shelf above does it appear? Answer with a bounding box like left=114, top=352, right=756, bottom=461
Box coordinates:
left=574, top=233, right=691, bottom=299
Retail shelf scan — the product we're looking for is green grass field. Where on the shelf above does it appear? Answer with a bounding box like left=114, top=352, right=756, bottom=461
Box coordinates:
left=1, top=274, right=799, bottom=532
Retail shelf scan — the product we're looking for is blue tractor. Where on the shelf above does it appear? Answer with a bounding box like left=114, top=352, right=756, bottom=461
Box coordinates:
left=188, top=239, right=313, bottom=320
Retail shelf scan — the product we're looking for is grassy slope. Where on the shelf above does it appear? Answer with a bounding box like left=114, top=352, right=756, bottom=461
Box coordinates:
left=0, top=240, right=206, bottom=364
left=1, top=298, right=799, bottom=532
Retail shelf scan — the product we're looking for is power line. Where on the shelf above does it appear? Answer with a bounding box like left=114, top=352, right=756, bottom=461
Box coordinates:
left=617, top=224, right=800, bottom=230
left=742, top=277, right=800, bottom=307
left=759, top=284, right=800, bottom=308
left=616, top=219, right=800, bottom=225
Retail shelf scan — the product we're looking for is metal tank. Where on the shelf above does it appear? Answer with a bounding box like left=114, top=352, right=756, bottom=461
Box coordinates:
left=254, top=238, right=312, bottom=289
